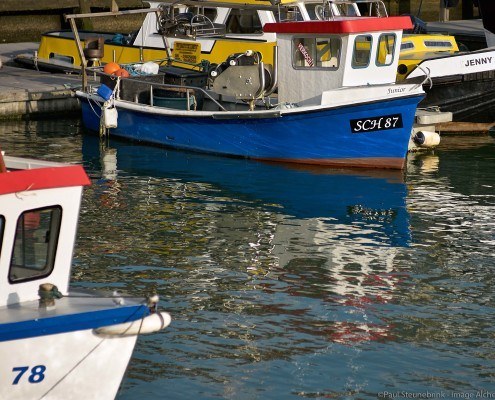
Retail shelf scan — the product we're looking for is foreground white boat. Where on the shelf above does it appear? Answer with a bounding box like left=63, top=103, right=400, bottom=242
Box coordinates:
left=0, top=154, right=171, bottom=400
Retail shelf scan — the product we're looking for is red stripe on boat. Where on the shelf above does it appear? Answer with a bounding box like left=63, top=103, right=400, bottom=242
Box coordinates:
left=263, top=16, right=413, bottom=34
left=0, top=165, right=91, bottom=195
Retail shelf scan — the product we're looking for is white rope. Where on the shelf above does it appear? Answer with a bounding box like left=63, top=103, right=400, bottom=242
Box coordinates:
left=37, top=298, right=152, bottom=399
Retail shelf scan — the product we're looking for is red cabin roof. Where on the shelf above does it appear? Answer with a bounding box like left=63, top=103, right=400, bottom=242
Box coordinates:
left=264, top=16, right=413, bottom=34
left=0, top=165, right=91, bottom=195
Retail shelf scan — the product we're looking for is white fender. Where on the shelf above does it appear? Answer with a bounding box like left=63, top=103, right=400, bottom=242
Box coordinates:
left=103, top=106, right=118, bottom=129
left=94, top=312, right=171, bottom=336
left=412, top=130, right=441, bottom=148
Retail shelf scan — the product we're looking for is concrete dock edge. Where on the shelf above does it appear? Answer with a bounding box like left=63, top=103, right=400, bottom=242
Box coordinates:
left=0, top=43, right=83, bottom=119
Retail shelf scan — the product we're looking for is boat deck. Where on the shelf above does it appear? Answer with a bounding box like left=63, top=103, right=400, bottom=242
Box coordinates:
left=0, top=290, right=149, bottom=341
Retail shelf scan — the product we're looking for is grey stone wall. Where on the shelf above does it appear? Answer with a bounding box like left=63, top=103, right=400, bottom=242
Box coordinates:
left=0, top=0, right=146, bottom=43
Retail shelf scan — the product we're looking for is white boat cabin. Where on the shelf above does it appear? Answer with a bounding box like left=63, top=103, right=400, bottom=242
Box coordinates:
left=133, top=1, right=279, bottom=53
left=0, top=157, right=90, bottom=307
left=263, top=16, right=412, bottom=104
left=133, top=0, right=389, bottom=50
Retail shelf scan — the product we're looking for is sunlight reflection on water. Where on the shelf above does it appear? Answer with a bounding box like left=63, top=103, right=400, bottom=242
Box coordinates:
left=1, top=120, right=495, bottom=399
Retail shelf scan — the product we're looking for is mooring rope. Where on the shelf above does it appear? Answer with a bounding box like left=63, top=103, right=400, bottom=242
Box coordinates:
left=37, top=304, right=149, bottom=400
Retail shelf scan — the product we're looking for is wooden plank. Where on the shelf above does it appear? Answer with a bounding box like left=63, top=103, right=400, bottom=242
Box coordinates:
left=436, top=121, right=495, bottom=134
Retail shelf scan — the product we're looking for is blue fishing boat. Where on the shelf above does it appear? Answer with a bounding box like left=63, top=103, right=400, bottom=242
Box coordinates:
left=0, top=153, right=171, bottom=400
left=77, top=16, right=425, bottom=169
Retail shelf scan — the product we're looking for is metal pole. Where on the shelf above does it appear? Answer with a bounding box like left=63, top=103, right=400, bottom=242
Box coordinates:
left=65, top=7, right=159, bottom=20
left=156, top=11, right=173, bottom=60
left=440, top=0, right=449, bottom=21
left=110, top=0, right=119, bottom=13
left=65, top=7, right=160, bottom=91
left=67, top=16, right=88, bottom=91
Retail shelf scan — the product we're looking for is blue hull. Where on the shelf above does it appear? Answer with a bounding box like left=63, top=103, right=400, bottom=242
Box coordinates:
left=81, top=95, right=422, bottom=169
left=0, top=301, right=149, bottom=342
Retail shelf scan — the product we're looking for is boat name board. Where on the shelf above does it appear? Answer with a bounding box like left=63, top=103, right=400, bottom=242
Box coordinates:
left=350, top=114, right=403, bottom=133
left=464, top=56, right=493, bottom=68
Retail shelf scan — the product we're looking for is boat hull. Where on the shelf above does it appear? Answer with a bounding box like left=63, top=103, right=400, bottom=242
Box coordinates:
left=0, top=330, right=137, bottom=400
left=0, top=293, right=171, bottom=400
left=80, top=94, right=422, bottom=169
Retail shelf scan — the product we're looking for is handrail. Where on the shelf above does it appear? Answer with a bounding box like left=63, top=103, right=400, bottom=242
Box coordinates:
left=88, top=67, right=227, bottom=112
left=64, top=7, right=159, bottom=21
left=412, top=65, right=433, bottom=90
left=324, top=0, right=389, bottom=18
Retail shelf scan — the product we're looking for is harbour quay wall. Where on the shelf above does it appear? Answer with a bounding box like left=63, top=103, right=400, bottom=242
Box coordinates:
left=0, top=65, right=82, bottom=120
left=0, top=0, right=476, bottom=43
left=383, top=0, right=465, bottom=21
left=0, top=0, right=146, bottom=43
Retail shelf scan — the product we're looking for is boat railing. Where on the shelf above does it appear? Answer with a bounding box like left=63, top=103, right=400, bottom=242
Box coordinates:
left=157, top=5, right=227, bottom=39
left=320, top=0, right=388, bottom=19
left=87, top=66, right=227, bottom=112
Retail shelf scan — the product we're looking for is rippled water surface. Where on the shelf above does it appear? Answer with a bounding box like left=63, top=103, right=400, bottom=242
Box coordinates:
left=1, top=119, right=495, bottom=399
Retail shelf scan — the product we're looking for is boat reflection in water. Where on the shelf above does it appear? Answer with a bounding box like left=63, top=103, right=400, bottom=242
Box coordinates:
left=83, top=136, right=411, bottom=344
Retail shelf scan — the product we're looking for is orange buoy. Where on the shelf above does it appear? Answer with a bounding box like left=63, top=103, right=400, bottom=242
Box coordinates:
left=114, top=68, right=130, bottom=78
left=103, top=62, right=120, bottom=75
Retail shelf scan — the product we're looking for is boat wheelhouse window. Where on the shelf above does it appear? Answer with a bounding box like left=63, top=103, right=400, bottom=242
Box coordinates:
left=49, top=53, right=74, bottom=65
left=400, top=42, right=414, bottom=51
left=185, top=6, right=217, bottom=22
left=293, top=37, right=341, bottom=69
left=279, top=6, right=304, bottom=22
left=334, top=3, right=359, bottom=16
left=352, top=35, right=372, bottom=68
left=376, top=34, right=396, bottom=66
left=305, top=3, right=327, bottom=20
left=358, top=2, right=388, bottom=17
left=225, top=9, right=262, bottom=34
left=424, top=40, right=453, bottom=48
left=9, top=207, right=62, bottom=283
